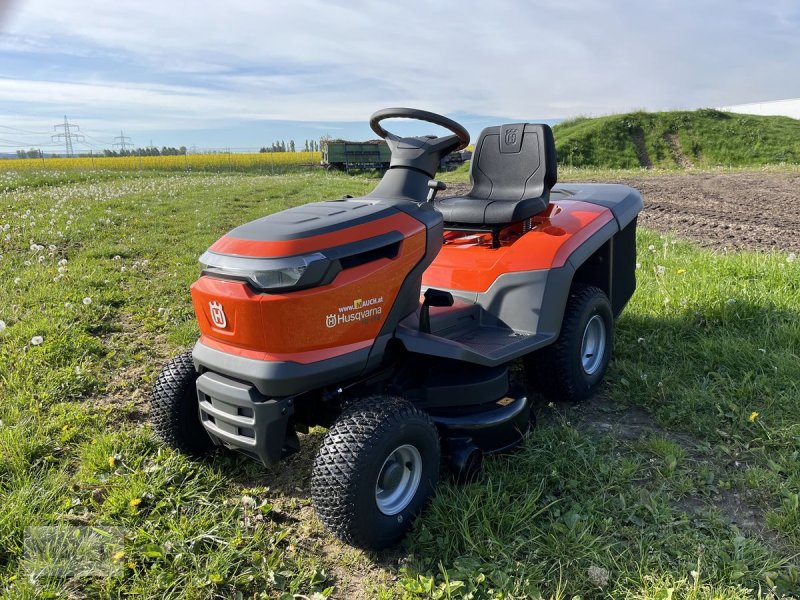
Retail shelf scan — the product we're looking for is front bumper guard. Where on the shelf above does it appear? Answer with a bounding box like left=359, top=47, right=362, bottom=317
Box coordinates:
left=196, top=371, right=297, bottom=465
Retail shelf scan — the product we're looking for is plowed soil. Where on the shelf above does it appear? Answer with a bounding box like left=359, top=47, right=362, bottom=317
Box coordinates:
left=445, top=171, right=800, bottom=253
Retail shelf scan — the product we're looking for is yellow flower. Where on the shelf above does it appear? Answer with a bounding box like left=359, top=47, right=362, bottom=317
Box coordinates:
left=129, top=497, right=142, bottom=507
left=108, top=456, right=116, bottom=467
left=748, top=411, right=759, bottom=423
left=677, top=269, right=687, bottom=274
left=113, top=551, right=125, bottom=561
left=209, top=573, right=223, bottom=584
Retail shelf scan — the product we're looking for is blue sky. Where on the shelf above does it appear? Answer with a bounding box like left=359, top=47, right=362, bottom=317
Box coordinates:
left=0, top=0, right=798, bottom=152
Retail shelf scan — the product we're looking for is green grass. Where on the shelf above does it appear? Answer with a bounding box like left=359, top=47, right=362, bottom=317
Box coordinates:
left=552, top=109, right=800, bottom=169
left=1, top=170, right=798, bottom=598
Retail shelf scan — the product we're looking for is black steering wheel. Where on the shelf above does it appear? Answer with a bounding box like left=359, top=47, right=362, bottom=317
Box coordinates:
left=370, top=107, right=470, bottom=152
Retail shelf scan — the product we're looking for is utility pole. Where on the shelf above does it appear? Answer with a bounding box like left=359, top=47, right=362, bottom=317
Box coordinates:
left=113, top=130, right=132, bottom=153
left=52, top=115, right=84, bottom=158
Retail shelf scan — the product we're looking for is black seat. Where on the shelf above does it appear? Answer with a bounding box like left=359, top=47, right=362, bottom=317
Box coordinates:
left=435, top=123, right=557, bottom=226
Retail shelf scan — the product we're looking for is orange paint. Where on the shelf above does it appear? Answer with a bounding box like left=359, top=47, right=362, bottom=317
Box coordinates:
left=192, top=229, right=426, bottom=361
left=423, top=200, right=614, bottom=293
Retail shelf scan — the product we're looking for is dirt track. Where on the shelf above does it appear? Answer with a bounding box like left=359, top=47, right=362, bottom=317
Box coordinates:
left=446, top=171, right=800, bottom=253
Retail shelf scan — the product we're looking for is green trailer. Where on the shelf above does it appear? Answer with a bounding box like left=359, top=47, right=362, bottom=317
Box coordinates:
left=321, top=139, right=391, bottom=171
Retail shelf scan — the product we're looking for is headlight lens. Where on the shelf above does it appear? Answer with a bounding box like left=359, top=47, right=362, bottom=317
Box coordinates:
left=199, top=251, right=327, bottom=291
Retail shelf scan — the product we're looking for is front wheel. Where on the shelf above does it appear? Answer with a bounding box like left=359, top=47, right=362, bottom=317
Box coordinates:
left=150, top=351, right=215, bottom=455
left=524, top=284, right=613, bottom=403
left=311, top=396, right=440, bottom=550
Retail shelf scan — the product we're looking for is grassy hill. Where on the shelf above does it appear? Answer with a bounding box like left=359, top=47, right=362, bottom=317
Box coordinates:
left=552, top=109, right=800, bottom=169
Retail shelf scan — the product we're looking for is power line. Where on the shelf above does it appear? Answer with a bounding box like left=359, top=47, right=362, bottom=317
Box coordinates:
left=113, top=130, right=132, bottom=152
left=51, top=115, right=84, bottom=158
left=0, top=125, right=52, bottom=135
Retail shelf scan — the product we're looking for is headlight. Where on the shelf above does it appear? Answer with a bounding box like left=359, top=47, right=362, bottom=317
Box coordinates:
left=199, top=251, right=331, bottom=292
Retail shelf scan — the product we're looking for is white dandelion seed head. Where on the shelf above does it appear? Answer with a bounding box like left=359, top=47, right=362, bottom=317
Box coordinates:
left=82, top=297, right=92, bottom=305
left=787, top=253, right=796, bottom=263
left=31, top=335, right=43, bottom=346
left=0, top=320, right=6, bottom=333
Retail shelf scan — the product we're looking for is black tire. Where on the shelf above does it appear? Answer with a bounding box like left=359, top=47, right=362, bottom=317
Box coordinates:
left=524, top=284, right=613, bottom=403
left=311, top=395, right=440, bottom=550
left=150, top=351, right=215, bottom=455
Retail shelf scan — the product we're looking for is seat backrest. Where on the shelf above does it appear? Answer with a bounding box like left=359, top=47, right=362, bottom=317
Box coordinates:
left=469, top=123, right=557, bottom=201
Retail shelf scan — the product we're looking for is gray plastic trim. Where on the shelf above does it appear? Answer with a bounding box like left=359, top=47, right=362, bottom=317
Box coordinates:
left=192, top=339, right=369, bottom=398
left=551, top=183, right=643, bottom=230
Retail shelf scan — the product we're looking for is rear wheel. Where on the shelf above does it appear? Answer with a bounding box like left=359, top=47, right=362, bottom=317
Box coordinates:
left=150, top=351, right=215, bottom=455
left=524, top=284, right=613, bottom=403
left=311, top=395, right=440, bottom=549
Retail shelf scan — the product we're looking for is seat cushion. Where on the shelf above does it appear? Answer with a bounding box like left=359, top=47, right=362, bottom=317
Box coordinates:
left=435, top=194, right=549, bottom=225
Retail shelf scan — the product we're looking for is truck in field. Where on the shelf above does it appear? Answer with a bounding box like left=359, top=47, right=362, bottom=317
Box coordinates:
left=321, top=139, right=391, bottom=171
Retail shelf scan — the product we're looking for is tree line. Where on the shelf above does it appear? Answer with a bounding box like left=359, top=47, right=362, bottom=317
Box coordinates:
left=15, top=147, right=188, bottom=158
left=259, top=140, right=320, bottom=153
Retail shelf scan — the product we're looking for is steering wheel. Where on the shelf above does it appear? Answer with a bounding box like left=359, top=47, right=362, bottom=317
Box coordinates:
left=370, top=108, right=470, bottom=152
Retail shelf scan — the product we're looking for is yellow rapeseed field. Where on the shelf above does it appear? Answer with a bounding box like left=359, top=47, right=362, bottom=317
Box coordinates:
left=0, top=151, right=322, bottom=172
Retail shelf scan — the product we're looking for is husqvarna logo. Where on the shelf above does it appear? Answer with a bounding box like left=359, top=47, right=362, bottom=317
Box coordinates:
left=325, top=314, right=337, bottom=328
left=209, top=301, right=227, bottom=329
left=504, top=128, right=518, bottom=145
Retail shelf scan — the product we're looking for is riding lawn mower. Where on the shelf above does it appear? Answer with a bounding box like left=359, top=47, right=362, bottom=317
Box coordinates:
left=151, top=108, right=643, bottom=549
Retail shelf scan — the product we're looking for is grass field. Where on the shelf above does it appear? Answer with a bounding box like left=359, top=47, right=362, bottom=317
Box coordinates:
left=0, top=170, right=798, bottom=599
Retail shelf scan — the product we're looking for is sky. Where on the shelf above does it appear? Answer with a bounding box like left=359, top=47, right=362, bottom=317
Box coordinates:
left=0, top=0, right=798, bottom=152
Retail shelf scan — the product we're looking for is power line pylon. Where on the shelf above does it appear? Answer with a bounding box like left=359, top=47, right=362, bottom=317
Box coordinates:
left=52, top=115, right=85, bottom=157
left=113, top=130, right=132, bottom=152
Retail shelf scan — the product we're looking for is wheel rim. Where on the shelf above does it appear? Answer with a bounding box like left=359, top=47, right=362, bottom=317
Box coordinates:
left=375, top=444, right=422, bottom=516
left=580, top=314, right=607, bottom=375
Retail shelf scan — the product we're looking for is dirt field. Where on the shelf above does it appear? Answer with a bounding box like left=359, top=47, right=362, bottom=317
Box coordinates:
left=446, top=171, right=800, bottom=253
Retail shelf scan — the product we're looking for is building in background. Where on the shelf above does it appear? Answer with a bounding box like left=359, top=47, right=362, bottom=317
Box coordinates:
left=718, top=98, right=800, bottom=120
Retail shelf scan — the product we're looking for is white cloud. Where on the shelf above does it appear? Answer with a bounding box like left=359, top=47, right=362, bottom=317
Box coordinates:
left=0, top=0, right=798, bottom=140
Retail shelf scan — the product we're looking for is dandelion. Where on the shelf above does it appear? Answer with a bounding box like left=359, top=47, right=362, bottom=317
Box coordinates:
left=113, top=551, right=125, bottom=561
left=648, top=244, right=655, bottom=252
left=83, top=297, right=92, bottom=305
left=129, top=497, right=142, bottom=507
left=677, top=268, right=687, bottom=274
left=113, top=255, right=121, bottom=260
left=635, top=262, right=641, bottom=269
left=31, top=335, right=44, bottom=346
left=787, top=253, right=796, bottom=263
left=108, top=456, right=117, bottom=467
left=656, top=265, right=666, bottom=275
left=748, top=411, right=759, bottom=423
left=587, top=565, right=610, bottom=588
left=58, top=259, right=67, bottom=266
left=0, top=320, right=5, bottom=333
left=14, top=277, right=21, bottom=285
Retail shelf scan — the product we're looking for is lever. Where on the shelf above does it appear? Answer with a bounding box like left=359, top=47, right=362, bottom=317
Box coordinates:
left=426, top=180, right=447, bottom=202
left=419, top=288, right=454, bottom=334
